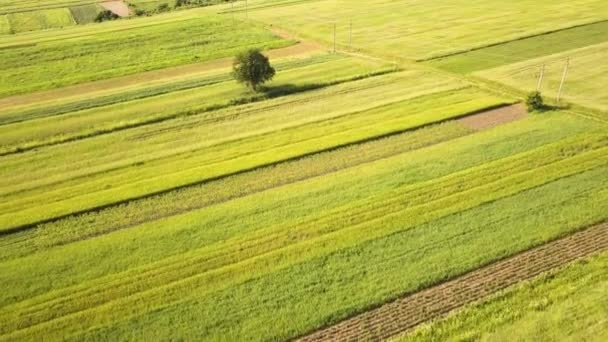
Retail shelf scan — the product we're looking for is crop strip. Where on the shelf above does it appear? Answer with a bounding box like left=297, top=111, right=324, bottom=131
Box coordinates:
left=296, top=222, right=608, bottom=342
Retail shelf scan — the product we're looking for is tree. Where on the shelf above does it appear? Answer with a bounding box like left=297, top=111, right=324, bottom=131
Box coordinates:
left=526, top=91, right=544, bottom=112
left=232, top=49, right=275, bottom=91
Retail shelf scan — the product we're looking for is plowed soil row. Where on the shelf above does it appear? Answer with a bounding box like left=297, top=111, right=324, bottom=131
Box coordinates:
left=297, top=222, right=608, bottom=342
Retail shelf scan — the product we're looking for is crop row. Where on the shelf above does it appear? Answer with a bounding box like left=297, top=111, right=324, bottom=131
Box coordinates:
left=2, top=130, right=608, bottom=340
left=0, top=72, right=490, bottom=231
left=247, top=0, right=608, bottom=60
left=0, top=122, right=471, bottom=262
left=0, top=54, right=395, bottom=153
left=0, top=9, right=289, bottom=96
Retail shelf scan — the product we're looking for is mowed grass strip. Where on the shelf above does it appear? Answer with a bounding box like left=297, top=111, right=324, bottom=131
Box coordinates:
left=0, top=114, right=600, bottom=315
left=1, top=131, right=608, bottom=340
left=247, top=0, right=608, bottom=60
left=0, top=122, right=472, bottom=262
left=6, top=8, right=76, bottom=33
left=68, top=4, right=102, bottom=24
left=477, top=41, right=608, bottom=112
left=399, top=250, right=608, bottom=342
left=0, top=0, right=98, bottom=15
left=0, top=54, right=395, bottom=154
left=0, top=10, right=289, bottom=97
left=427, top=20, right=608, bottom=73
left=0, top=15, right=10, bottom=34
left=0, top=72, right=499, bottom=231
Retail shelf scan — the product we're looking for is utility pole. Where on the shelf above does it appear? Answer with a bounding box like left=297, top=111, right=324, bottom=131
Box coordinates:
left=333, top=23, right=337, bottom=53
left=557, top=58, right=570, bottom=102
left=536, top=64, right=545, bottom=91
left=349, top=21, right=352, bottom=48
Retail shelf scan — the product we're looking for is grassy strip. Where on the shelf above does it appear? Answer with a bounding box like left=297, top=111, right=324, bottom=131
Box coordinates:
left=0, top=55, right=395, bottom=154
left=427, top=20, right=608, bottom=73
left=0, top=117, right=601, bottom=315
left=3, top=147, right=608, bottom=340
left=0, top=90, right=505, bottom=232
left=476, top=41, right=608, bottom=113
left=0, top=12, right=289, bottom=97
left=0, top=53, right=344, bottom=125
left=0, top=122, right=471, bottom=261
left=249, top=0, right=608, bottom=60
left=399, top=250, right=608, bottom=342
left=0, top=74, right=489, bottom=231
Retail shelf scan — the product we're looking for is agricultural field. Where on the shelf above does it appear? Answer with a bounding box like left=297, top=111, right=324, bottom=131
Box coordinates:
left=1, top=0, right=608, bottom=341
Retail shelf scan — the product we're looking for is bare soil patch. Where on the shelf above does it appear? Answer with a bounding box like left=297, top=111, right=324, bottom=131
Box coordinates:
left=459, top=104, right=527, bottom=131
left=100, top=1, right=130, bottom=17
left=297, top=222, right=608, bottom=342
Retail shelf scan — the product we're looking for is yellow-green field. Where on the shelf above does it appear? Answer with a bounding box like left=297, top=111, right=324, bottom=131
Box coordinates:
left=1, top=0, right=607, bottom=341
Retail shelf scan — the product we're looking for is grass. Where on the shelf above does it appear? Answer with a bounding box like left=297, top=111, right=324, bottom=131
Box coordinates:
left=0, top=72, right=508, bottom=231
left=6, top=8, right=76, bottom=33
left=69, top=4, right=103, bottom=24
left=0, top=15, right=9, bottom=33
left=427, top=20, right=608, bottom=73
left=0, top=53, right=395, bottom=153
left=398, top=251, right=608, bottom=342
left=477, top=41, right=608, bottom=112
left=0, top=9, right=289, bottom=97
left=0, top=121, right=472, bottom=262
left=0, top=115, right=607, bottom=340
left=0, top=0, right=98, bottom=15
left=245, top=0, right=608, bottom=60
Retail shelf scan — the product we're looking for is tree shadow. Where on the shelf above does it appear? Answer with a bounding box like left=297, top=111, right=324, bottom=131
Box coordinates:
left=259, top=83, right=324, bottom=99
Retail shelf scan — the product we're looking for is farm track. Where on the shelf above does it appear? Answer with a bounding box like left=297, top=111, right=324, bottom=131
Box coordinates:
left=297, top=222, right=608, bottom=342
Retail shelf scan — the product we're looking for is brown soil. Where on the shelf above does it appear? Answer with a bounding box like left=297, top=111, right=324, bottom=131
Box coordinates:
left=297, top=222, right=608, bottom=342
left=100, top=1, right=131, bottom=17
left=459, top=104, right=527, bottom=131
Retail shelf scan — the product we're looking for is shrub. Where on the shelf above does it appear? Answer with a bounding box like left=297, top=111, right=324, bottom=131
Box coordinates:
left=232, top=49, right=276, bottom=92
left=94, top=10, right=119, bottom=22
left=526, top=91, right=544, bottom=112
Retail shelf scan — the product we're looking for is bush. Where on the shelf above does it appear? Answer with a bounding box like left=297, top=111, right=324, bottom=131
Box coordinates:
left=526, top=91, right=544, bottom=112
left=232, top=49, right=276, bottom=92
left=94, top=10, right=119, bottom=22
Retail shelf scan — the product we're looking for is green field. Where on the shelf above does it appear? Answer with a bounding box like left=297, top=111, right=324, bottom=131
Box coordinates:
left=0, top=9, right=289, bottom=96
left=6, top=8, right=76, bottom=33
left=69, top=4, right=103, bottom=24
left=1, top=0, right=608, bottom=340
left=477, top=42, right=608, bottom=112
left=428, top=20, right=608, bottom=74
left=243, top=0, right=608, bottom=60
left=400, top=251, right=608, bottom=341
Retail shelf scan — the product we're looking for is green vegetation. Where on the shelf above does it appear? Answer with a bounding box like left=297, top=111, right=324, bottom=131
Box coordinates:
left=526, top=91, right=544, bottom=112
left=69, top=4, right=103, bottom=24
left=399, top=251, right=608, bottom=342
left=2, top=0, right=608, bottom=340
left=427, top=20, right=608, bottom=73
left=477, top=41, right=608, bottom=112
left=1, top=115, right=607, bottom=340
left=0, top=9, right=289, bottom=96
left=0, top=54, right=394, bottom=154
left=6, top=8, right=75, bottom=33
left=232, top=49, right=276, bottom=91
left=0, top=73, right=508, bottom=231
left=246, top=0, right=608, bottom=60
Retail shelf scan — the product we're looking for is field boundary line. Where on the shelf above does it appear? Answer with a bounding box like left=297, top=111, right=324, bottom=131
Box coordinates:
left=296, top=221, right=608, bottom=342
left=420, top=19, right=608, bottom=62
left=0, top=102, right=513, bottom=236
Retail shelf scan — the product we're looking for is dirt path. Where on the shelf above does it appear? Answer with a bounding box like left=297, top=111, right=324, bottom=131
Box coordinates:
left=297, top=222, right=608, bottom=342
left=100, top=1, right=130, bottom=17
left=459, top=104, right=527, bottom=130
left=0, top=40, right=323, bottom=110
